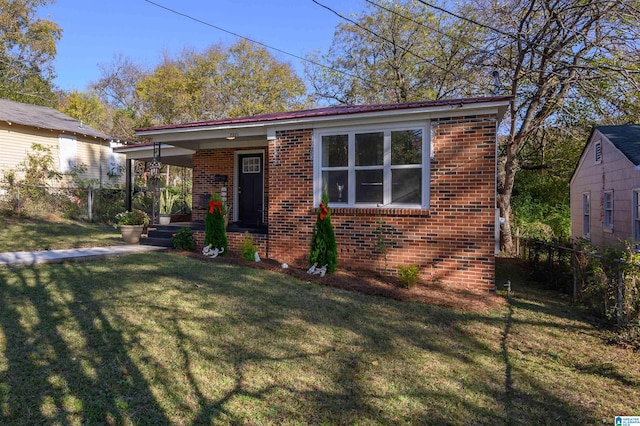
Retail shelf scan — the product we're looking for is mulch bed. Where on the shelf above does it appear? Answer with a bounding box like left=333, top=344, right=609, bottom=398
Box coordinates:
left=182, top=250, right=506, bottom=312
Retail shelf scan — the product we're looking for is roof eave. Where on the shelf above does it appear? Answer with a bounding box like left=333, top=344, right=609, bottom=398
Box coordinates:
left=136, top=98, right=511, bottom=138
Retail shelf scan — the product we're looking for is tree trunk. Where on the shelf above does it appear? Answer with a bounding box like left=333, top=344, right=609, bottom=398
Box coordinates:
left=498, top=134, right=519, bottom=254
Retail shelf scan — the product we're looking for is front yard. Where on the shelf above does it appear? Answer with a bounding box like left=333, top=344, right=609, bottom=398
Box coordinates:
left=0, top=250, right=637, bottom=424
left=0, top=215, right=121, bottom=252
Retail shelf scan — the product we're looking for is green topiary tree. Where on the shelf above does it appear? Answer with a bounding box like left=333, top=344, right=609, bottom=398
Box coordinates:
left=204, top=194, right=228, bottom=255
left=309, top=192, right=337, bottom=273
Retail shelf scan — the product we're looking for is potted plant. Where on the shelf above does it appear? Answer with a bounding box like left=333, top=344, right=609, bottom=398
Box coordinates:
left=159, top=189, right=179, bottom=225
left=114, top=209, right=150, bottom=243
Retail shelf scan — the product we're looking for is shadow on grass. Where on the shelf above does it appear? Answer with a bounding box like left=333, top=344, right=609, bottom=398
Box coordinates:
left=0, top=264, right=171, bottom=424
left=0, top=253, right=613, bottom=424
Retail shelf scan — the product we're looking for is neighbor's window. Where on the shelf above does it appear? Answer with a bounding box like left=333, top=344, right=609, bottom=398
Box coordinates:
left=58, top=135, right=77, bottom=173
left=633, top=190, right=640, bottom=242
left=604, top=190, right=613, bottom=229
left=582, top=192, right=590, bottom=237
left=318, top=126, right=427, bottom=207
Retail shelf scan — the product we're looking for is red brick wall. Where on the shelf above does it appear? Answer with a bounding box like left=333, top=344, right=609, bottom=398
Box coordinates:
left=267, top=129, right=315, bottom=266
left=266, top=117, right=497, bottom=291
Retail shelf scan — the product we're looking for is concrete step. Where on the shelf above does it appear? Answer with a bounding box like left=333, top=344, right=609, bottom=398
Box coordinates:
left=139, top=236, right=173, bottom=248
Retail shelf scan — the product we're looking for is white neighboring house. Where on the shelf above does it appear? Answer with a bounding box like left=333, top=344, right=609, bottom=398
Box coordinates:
left=0, top=98, right=124, bottom=187
left=570, top=124, right=640, bottom=247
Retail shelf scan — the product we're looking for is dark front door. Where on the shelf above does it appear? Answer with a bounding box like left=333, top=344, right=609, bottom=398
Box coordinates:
left=237, top=153, right=264, bottom=226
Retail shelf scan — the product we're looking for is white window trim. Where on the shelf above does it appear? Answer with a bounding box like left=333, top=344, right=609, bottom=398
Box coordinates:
left=603, top=190, right=614, bottom=231
left=582, top=192, right=590, bottom=238
left=313, top=121, right=430, bottom=209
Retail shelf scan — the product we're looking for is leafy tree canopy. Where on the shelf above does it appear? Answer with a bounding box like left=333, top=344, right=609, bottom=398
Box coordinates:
left=137, top=39, right=310, bottom=125
left=0, top=0, right=61, bottom=105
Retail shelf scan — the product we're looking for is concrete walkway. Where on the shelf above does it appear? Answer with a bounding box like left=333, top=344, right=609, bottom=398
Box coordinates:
left=0, top=244, right=167, bottom=267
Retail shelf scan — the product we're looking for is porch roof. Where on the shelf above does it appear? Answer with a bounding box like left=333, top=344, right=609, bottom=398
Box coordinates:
left=113, top=143, right=195, bottom=168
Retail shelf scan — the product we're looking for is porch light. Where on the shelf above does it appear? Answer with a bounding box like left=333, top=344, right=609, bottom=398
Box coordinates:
left=226, top=132, right=238, bottom=140
left=148, top=159, right=161, bottom=177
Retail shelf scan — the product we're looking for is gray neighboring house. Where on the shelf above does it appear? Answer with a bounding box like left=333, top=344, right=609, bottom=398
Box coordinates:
left=570, top=124, right=640, bottom=247
left=0, top=98, right=124, bottom=187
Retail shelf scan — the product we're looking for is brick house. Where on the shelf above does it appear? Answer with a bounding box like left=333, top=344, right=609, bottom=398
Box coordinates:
left=570, top=125, right=640, bottom=247
left=123, top=97, right=510, bottom=291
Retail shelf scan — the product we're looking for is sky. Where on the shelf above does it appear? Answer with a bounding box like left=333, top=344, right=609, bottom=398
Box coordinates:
left=37, top=0, right=365, bottom=91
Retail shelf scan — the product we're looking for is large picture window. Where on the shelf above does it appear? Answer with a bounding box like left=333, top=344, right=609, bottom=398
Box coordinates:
left=317, top=125, right=428, bottom=207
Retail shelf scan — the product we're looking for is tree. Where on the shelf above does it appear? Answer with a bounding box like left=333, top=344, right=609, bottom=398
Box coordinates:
left=137, top=40, right=309, bottom=125
left=90, top=54, right=149, bottom=140
left=305, top=0, right=488, bottom=105
left=57, top=90, right=111, bottom=134
left=0, top=0, right=61, bottom=105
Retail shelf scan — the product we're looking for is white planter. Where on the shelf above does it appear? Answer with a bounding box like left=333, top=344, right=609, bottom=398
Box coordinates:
left=159, top=214, right=171, bottom=225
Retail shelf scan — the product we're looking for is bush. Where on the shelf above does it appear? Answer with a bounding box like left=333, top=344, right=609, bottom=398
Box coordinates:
left=172, top=228, right=196, bottom=251
left=240, top=232, right=258, bottom=261
left=397, top=264, right=420, bottom=289
left=204, top=194, right=227, bottom=254
left=309, top=192, right=337, bottom=273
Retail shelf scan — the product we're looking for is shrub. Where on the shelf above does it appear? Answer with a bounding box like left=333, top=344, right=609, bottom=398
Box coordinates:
left=309, top=192, right=337, bottom=273
left=172, top=228, right=196, bottom=251
left=397, top=264, right=420, bottom=289
left=240, top=232, right=258, bottom=261
left=204, top=194, right=227, bottom=254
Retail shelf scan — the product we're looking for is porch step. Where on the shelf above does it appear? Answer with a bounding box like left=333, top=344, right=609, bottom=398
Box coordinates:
left=140, top=224, right=196, bottom=248
left=139, top=236, right=173, bottom=248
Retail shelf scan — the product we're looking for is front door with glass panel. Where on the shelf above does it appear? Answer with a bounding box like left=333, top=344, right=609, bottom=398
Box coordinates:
left=237, top=153, right=264, bottom=226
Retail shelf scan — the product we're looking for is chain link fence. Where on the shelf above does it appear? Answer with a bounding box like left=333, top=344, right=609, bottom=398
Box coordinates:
left=0, top=180, right=159, bottom=224
left=520, top=238, right=640, bottom=327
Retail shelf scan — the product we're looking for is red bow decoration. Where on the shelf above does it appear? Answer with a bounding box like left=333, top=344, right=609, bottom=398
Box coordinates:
left=209, top=201, right=222, bottom=214
left=319, top=203, right=329, bottom=220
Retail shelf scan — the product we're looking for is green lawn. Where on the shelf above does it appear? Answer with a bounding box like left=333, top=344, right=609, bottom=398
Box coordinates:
left=0, top=252, right=638, bottom=425
left=0, top=216, right=121, bottom=252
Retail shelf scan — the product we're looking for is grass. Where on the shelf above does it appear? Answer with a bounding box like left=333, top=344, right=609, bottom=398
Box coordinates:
left=0, top=251, right=638, bottom=425
left=0, top=215, right=121, bottom=252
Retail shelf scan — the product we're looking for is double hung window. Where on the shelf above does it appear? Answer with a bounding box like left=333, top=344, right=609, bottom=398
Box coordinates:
left=582, top=193, right=590, bottom=237
left=603, top=191, right=613, bottom=230
left=318, top=125, right=428, bottom=208
left=633, top=190, right=640, bottom=242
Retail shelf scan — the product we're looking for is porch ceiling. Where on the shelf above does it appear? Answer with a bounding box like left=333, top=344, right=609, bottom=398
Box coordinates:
left=114, top=144, right=195, bottom=168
